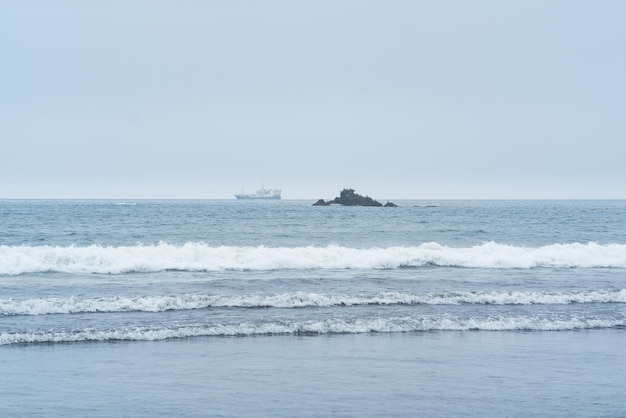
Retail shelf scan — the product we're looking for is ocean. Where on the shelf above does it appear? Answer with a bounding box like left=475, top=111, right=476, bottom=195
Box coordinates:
left=1, top=199, right=625, bottom=417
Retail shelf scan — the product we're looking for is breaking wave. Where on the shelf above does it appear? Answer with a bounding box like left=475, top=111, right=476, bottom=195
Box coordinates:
left=2, top=290, right=626, bottom=316
left=1, top=241, right=625, bottom=275
left=2, top=315, right=625, bottom=345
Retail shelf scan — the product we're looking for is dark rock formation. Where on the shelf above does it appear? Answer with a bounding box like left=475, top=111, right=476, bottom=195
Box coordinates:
left=384, top=201, right=398, bottom=207
left=313, top=189, right=397, bottom=207
left=312, top=199, right=331, bottom=206
left=331, top=189, right=382, bottom=206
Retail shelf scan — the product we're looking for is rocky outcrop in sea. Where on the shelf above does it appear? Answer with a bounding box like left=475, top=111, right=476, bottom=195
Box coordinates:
left=313, top=189, right=397, bottom=207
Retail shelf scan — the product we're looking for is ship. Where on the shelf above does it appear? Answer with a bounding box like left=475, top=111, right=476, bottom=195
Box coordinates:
left=235, top=186, right=281, bottom=200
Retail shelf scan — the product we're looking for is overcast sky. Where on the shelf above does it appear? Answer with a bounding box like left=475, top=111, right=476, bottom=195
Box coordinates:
left=1, top=1, right=624, bottom=199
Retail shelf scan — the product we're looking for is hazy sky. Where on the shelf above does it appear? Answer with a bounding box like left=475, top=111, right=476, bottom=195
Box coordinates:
left=2, top=1, right=625, bottom=199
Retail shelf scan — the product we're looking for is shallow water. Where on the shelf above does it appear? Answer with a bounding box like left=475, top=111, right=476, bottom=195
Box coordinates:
left=2, top=331, right=626, bottom=417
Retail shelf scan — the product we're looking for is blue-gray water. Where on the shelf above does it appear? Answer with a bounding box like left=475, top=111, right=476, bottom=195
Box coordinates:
left=1, top=199, right=625, bottom=417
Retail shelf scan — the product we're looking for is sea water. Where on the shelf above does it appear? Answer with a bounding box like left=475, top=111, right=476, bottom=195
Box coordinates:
left=1, top=199, right=625, bottom=417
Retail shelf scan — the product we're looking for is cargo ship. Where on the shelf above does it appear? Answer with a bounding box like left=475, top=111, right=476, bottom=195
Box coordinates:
left=235, top=186, right=281, bottom=200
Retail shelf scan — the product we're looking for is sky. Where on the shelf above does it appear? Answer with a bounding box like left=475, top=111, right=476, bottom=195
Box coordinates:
left=1, top=0, right=625, bottom=199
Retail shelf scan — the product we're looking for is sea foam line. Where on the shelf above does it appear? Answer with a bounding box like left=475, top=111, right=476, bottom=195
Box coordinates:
left=2, top=290, right=626, bottom=316
left=2, top=316, right=624, bottom=345
left=1, top=241, right=625, bottom=275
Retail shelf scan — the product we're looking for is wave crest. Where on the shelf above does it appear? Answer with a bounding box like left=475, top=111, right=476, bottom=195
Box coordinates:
left=2, top=290, right=626, bottom=316
left=2, top=316, right=624, bottom=345
left=1, top=241, right=625, bottom=275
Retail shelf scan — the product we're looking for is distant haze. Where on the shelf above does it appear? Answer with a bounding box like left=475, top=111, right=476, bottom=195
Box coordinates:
left=2, top=1, right=625, bottom=199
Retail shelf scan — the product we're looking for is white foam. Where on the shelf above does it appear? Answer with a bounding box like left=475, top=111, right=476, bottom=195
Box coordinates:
left=1, top=241, right=625, bottom=275
left=2, top=290, right=625, bottom=316
left=2, top=315, right=624, bottom=345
